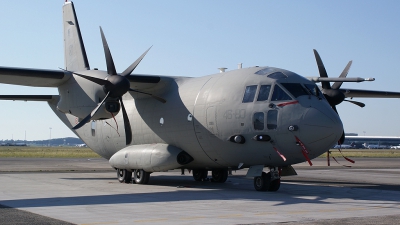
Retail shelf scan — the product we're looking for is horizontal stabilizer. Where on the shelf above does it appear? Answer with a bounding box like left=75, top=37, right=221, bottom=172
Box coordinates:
left=0, top=66, right=70, bottom=87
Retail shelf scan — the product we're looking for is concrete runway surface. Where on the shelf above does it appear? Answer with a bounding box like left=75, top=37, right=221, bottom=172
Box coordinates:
left=0, top=157, right=399, bottom=225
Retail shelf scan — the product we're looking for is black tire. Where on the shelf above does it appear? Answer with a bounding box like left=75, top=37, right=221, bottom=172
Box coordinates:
left=133, top=169, right=150, bottom=184
left=254, top=172, right=269, bottom=191
left=193, top=169, right=208, bottom=181
left=117, top=169, right=132, bottom=183
left=268, top=178, right=280, bottom=192
left=211, top=169, right=228, bottom=183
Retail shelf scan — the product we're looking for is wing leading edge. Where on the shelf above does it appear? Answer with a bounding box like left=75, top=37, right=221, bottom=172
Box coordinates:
left=339, top=88, right=400, bottom=98
left=0, top=95, right=57, bottom=102
left=0, top=67, right=70, bottom=87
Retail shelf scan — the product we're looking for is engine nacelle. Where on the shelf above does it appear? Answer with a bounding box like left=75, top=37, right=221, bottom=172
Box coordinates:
left=109, top=144, right=194, bottom=172
left=57, top=71, right=121, bottom=120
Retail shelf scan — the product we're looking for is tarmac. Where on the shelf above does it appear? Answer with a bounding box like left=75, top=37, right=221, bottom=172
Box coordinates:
left=0, top=157, right=399, bottom=224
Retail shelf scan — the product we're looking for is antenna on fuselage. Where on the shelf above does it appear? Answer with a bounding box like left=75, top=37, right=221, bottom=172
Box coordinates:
left=218, top=67, right=227, bottom=73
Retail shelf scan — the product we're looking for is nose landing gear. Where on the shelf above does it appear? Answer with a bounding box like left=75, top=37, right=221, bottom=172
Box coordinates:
left=254, top=167, right=281, bottom=192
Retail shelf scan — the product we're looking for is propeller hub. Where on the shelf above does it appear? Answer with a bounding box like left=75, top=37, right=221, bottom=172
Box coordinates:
left=323, top=89, right=345, bottom=106
left=104, top=75, right=130, bottom=98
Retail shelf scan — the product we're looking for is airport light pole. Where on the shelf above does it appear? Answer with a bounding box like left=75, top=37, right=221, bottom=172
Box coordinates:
left=49, top=127, right=52, bottom=147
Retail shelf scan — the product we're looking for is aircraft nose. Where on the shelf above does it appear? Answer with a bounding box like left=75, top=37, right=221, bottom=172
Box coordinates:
left=299, top=106, right=343, bottom=154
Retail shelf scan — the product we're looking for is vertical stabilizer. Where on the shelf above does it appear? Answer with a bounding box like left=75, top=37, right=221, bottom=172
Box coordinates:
left=63, top=1, right=90, bottom=71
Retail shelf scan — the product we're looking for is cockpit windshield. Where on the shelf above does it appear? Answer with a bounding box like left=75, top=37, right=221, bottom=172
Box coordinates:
left=271, top=85, right=292, bottom=101
left=304, top=83, right=324, bottom=99
left=280, top=83, right=309, bottom=98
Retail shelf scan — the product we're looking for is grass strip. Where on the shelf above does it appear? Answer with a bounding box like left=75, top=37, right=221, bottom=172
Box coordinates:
left=0, top=146, right=101, bottom=158
left=319, top=149, right=400, bottom=158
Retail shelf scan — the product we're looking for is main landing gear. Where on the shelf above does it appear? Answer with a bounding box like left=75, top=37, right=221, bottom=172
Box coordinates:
left=117, top=169, right=151, bottom=184
left=192, top=169, right=228, bottom=183
left=253, top=167, right=280, bottom=192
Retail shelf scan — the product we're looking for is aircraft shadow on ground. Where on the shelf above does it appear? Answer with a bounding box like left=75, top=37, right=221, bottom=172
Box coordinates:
left=1, top=175, right=400, bottom=209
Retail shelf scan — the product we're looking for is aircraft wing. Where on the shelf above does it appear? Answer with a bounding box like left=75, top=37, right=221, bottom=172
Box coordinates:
left=0, top=95, right=57, bottom=102
left=0, top=66, right=70, bottom=87
left=126, top=74, right=161, bottom=90
left=339, top=88, right=400, bottom=98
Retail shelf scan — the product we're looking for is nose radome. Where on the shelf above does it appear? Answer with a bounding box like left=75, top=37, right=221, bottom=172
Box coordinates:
left=299, top=107, right=343, bottom=152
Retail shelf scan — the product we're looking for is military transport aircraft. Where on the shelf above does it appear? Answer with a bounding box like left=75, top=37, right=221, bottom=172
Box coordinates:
left=1, top=1, right=400, bottom=192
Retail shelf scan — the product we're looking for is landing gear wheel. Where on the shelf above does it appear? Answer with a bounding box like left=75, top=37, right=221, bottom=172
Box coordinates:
left=253, top=172, right=280, bottom=192
left=268, top=178, right=280, bottom=192
left=192, top=169, right=208, bottom=181
left=117, top=169, right=132, bottom=183
left=254, top=172, right=269, bottom=191
left=133, top=169, right=150, bottom=184
left=211, top=169, right=228, bottom=183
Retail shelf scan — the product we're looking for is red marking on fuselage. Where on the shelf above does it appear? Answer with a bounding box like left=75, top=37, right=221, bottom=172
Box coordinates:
left=277, top=101, right=299, bottom=107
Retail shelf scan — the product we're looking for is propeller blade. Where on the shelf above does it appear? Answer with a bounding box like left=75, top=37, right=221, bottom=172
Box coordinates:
left=100, top=27, right=117, bottom=75
left=313, top=49, right=331, bottom=90
left=121, top=46, right=152, bottom=77
left=332, top=60, right=352, bottom=90
left=73, top=72, right=110, bottom=86
left=119, top=97, right=132, bottom=145
left=73, top=92, right=111, bottom=130
left=344, top=99, right=365, bottom=108
left=129, top=88, right=167, bottom=103
left=59, top=68, right=111, bottom=86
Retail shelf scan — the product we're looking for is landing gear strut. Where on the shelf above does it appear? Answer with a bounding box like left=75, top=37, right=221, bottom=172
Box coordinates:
left=117, top=169, right=132, bottom=183
left=133, top=169, right=151, bottom=184
left=253, top=167, right=280, bottom=192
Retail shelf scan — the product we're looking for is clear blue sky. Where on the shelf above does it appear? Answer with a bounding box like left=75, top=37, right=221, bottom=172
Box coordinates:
left=0, top=1, right=400, bottom=140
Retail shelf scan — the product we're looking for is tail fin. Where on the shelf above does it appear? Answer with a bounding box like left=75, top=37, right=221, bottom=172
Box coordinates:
left=63, top=1, right=90, bottom=71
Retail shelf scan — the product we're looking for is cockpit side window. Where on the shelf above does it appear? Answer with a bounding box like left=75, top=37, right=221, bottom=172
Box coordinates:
left=271, top=85, right=292, bottom=101
left=304, top=84, right=325, bottom=99
left=257, top=85, right=271, bottom=101
left=280, top=83, right=309, bottom=98
left=253, top=112, right=264, bottom=130
left=242, top=85, right=257, bottom=103
left=267, top=110, right=278, bottom=129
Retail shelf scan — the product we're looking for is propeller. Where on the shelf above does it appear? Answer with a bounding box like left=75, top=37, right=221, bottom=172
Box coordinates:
left=72, top=27, right=166, bottom=145
left=313, top=49, right=365, bottom=144
left=313, top=49, right=365, bottom=109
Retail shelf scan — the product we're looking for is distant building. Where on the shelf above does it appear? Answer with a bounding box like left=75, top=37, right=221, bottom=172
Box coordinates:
left=343, top=136, right=400, bottom=149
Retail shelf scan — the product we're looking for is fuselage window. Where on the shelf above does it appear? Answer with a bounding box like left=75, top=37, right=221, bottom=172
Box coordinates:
left=271, top=85, right=292, bottom=101
left=253, top=112, right=264, bottom=130
left=242, top=85, right=257, bottom=103
left=257, top=85, right=271, bottom=101
left=267, top=110, right=278, bottom=130
left=280, top=83, right=309, bottom=98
